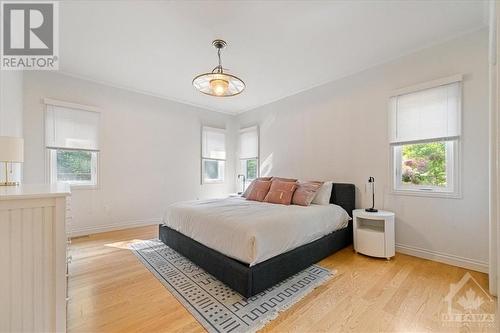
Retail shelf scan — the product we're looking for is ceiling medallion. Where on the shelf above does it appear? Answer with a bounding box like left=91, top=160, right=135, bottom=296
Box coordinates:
left=193, top=39, right=245, bottom=97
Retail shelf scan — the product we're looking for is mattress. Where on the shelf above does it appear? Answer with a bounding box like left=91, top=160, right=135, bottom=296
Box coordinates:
left=162, top=196, right=350, bottom=266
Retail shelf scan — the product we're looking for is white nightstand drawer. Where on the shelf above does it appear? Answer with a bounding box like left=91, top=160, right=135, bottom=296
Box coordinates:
left=356, top=228, right=386, bottom=257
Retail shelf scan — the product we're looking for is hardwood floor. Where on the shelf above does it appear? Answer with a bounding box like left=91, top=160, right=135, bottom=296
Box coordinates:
left=68, top=226, right=497, bottom=333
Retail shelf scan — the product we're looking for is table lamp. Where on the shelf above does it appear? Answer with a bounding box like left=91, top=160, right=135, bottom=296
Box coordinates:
left=237, top=174, right=246, bottom=194
left=365, top=176, right=378, bottom=212
left=0, top=136, right=24, bottom=186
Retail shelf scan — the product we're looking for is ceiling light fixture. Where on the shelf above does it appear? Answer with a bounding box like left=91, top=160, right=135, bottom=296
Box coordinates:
left=193, top=39, right=245, bottom=97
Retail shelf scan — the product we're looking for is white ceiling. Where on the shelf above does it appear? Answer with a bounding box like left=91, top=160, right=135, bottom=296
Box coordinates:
left=59, top=1, right=487, bottom=114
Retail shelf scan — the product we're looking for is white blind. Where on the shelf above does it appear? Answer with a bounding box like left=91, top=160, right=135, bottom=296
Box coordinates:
left=239, top=126, right=258, bottom=159
left=389, top=81, right=461, bottom=144
left=202, top=126, right=226, bottom=160
left=45, top=104, right=100, bottom=151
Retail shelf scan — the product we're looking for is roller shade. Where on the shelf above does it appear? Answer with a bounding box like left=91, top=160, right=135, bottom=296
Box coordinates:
left=45, top=104, right=100, bottom=151
left=239, top=126, right=258, bottom=159
left=389, top=81, right=461, bottom=144
left=202, top=126, right=226, bottom=160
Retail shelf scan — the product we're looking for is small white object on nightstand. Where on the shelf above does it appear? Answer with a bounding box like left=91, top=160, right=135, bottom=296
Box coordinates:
left=353, top=209, right=395, bottom=260
left=228, top=193, right=241, bottom=197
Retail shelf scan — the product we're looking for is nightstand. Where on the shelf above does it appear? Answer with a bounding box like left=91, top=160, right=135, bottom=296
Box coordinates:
left=353, top=209, right=395, bottom=260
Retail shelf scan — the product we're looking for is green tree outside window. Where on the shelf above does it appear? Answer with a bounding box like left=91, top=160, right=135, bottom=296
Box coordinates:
left=57, top=150, right=92, bottom=181
left=401, top=142, right=446, bottom=187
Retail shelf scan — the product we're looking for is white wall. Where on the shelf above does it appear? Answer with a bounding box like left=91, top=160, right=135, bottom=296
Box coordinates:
left=0, top=71, right=23, bottom=183
left=238, top=30, right=489, bottom=272
left=0, top=71, right=23, bottom=136
left=23, top=71, right=237, bottom=235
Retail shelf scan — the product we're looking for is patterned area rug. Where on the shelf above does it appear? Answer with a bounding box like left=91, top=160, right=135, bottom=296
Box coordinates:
left=130, top=239, right=334, bottom=333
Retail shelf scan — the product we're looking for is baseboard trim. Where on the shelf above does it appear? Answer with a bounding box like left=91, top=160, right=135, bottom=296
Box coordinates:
left=396, top=243, right=488, bottom=273
left=70, top=218, right=161, bottom=237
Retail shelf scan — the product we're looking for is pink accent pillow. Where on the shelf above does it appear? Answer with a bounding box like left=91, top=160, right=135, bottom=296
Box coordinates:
left=246, top=180, right=272, bottom=202
left=242, top=177, right=272, bottom=198
left=292, top=181, right=324, bottom=206
left=264, top=180, right=297, bottom=205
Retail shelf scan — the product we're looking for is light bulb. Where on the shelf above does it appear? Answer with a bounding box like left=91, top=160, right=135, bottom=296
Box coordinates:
left=209, top=79, right=229, bottom=96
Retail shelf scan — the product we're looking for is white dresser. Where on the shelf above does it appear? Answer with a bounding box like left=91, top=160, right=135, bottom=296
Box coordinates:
left=0, top=184, right=71, bottom=332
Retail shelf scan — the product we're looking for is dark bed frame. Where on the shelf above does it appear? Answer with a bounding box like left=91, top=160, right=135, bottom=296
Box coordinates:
left=159, top=183, right=355, bottom=298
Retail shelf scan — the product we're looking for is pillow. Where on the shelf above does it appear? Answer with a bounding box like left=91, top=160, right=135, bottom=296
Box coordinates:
left=311, top=181, right=333, bottom=205
left=292, top=181, right=324, bottom=206
left=246, top=180, right=272, bottom=202
left=242, top=177, right=272, bottom=198
left=264, top=180, right=297, bottom=205
left=271, top=177, right=297, bottom=183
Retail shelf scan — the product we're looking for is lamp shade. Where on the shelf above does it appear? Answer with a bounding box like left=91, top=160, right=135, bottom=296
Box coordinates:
left=0, top=136, right=24, bottom=162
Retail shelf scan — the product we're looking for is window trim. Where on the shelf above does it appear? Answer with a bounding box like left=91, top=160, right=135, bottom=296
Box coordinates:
left=390, top=139, right=461, bottom=199
left=43, top=98, right=101, bottom=190
left=201, top=158, right=225, bottom=184
left=239, top=126, right=260, bottom=189
left=46, top=149, right=100, bottom=190
left=201, top=126, right=226, bottom=185
left=43, top=97, right=100, bottom=112
left=390, top=74, right=463, bottom=97
left=240, top=157, right=259, bottom=190
left=388, top=76, right=463, bottom=199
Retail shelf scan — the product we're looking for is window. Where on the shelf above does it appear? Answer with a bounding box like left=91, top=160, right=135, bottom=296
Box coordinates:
left=240, top=159, right=258, bottom=180
left=201, top=126, right=226, bottom=184
left=49, top=150, right=98, bottom=186
left=394, top=141, right=455, bottom=192
left=45, top=99, right=100, bottom=188
left=389, top=76, right=461, bottom=197
left=239, top=126, right=259, bottom=189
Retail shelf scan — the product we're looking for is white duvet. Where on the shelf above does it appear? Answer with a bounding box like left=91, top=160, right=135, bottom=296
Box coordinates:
left=162, top=196, right=350, bottom=266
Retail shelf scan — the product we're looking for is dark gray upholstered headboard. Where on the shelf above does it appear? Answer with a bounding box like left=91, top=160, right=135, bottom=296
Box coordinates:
left=330, top=183, right=355, bottom=217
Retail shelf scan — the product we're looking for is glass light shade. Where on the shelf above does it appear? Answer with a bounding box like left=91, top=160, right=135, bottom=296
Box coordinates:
left=193, top=73, right=245, bottom=97
left=209, top=78, right=229, bottom=96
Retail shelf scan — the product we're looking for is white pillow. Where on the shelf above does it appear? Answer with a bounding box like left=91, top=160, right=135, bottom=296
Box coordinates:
left=311, top=181, right=333, bottom=205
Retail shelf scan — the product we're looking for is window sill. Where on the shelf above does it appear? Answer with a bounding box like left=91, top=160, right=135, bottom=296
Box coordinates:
left=69, top=184, right=99, bottom=191
left=202, top=181, right=225, bottom=185
left=390, top=189, right=461, bottom=199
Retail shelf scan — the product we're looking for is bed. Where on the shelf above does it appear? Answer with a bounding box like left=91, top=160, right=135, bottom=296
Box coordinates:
left=159, top=183, right=355, bottom=298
